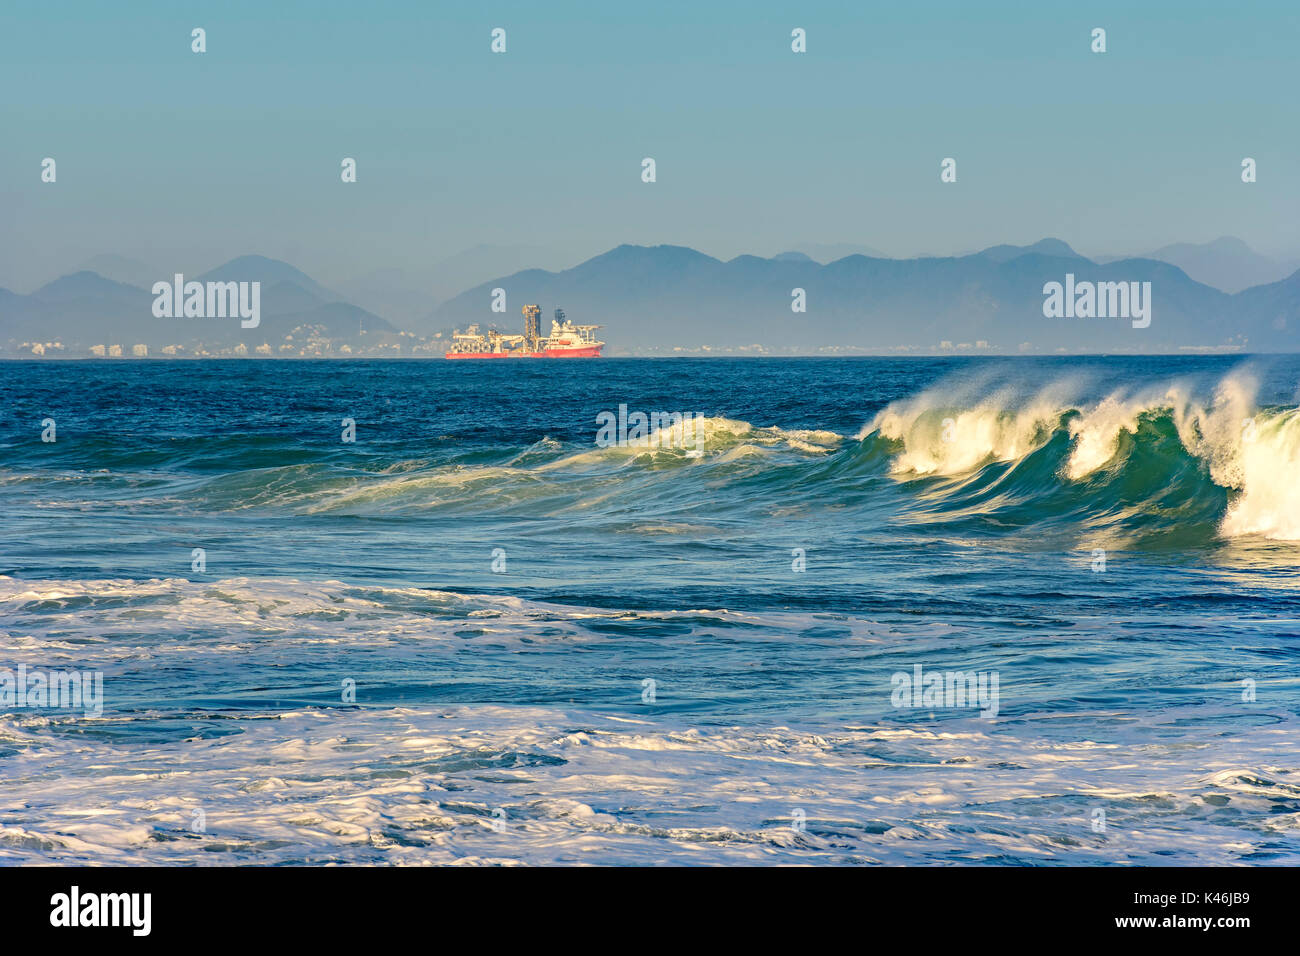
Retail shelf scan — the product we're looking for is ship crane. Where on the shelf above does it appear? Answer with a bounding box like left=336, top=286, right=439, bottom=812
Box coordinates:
left=522, top=304, right=542, bottom=352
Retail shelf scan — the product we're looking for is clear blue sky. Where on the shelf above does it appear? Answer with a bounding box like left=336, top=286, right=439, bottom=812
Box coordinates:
left=2, top=0, right=1297, bottom=289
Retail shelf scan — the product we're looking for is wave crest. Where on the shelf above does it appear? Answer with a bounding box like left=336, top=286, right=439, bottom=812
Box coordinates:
left=865, top=370, right=1300, bottom=540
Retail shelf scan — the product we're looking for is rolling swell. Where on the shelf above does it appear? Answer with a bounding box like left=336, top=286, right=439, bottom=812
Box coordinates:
left=206, top=384, right=1300, bottom=545
left=5, top=369, right=1299, bottom=545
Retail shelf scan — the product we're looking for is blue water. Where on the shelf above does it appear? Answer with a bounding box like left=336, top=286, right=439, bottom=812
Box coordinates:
left=2, top=356, right=1298, bottom=864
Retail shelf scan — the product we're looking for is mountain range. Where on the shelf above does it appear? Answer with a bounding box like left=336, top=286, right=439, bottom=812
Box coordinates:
left=4, top=238, right=1298, bottom=356
left=431, top=239, right=1299, bottom=354
left=2, top=257, right=406, bottom=356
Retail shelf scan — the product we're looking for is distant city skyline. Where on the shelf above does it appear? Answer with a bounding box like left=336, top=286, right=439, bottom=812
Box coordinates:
left=2, top=0, right=1298, bottom=291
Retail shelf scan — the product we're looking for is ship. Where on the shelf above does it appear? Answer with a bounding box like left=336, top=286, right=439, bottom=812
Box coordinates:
left=445, top=305, right=604, bottom=359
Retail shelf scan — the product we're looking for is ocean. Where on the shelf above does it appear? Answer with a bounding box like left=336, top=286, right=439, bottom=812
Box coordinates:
left=2, top=355, right=1298, bottom=865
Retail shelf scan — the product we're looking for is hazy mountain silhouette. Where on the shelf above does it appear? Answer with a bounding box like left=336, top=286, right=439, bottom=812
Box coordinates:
left=72, top=254, right=158, bottom=291
left=789, top=242, right=890, bottom=262
left=196, top=255, right=342, bottom=304
left=1097, top=237, right=1300, bottom=294
left=432, top=242, right=1299, bottom=353
left=0, top=256, right=397, bottom=353
left=6, top=243, right=1300, bottom=355
left=336, top=244, right=581, bottom=329
left=976, top=238, right=1083, bottom=263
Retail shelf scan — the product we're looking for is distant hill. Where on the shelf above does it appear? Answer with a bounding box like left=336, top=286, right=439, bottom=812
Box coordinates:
left=196, top=254, right=343, bottom=304
left=0, top=256, right=403, bottom=356
left=1097, top=237, right=1300, bottom=294
left=73, top=254, right=158, bottom=290
left=976, top=238, right=1083, bottom=263
left=788, top=242, right=890, bottom=263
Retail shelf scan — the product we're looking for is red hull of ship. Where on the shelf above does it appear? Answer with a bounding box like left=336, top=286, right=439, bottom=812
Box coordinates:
left=444, top=346, right=603, bottom=359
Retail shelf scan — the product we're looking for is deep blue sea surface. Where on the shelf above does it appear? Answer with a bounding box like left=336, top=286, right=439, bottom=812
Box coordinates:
left=2, top=356, right=1298, bottom=864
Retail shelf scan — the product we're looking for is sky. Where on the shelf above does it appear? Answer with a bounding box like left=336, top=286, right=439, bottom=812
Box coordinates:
left=1, top=0, right=1297, bottom=291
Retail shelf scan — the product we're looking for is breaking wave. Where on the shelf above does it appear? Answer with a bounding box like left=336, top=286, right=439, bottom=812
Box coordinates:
left=6, top=369, right=1300, bottom=542
left=861, top=370, right=1300, bottom=541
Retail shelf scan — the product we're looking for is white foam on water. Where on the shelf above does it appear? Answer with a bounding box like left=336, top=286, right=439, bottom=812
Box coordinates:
left=0, top=575, right=887, bottom=665
left=1217, top=406, right=1300, bottom=540
left=867, top=382, right=1069, bottom=476
left=1, top=704, right=1294, bottom=865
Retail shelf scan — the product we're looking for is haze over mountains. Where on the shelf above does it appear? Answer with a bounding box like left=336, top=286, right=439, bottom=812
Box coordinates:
left=1093, top=237, right=1300, bottom=294
left=2, top=257, right=410, bottom=357
left=4, top=238, right=1298, bottom=356
left=432, top=239, right=1299, bottom=354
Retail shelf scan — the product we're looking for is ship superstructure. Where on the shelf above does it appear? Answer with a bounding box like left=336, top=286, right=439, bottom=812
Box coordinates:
left=445, top=306, right=604, bottom=359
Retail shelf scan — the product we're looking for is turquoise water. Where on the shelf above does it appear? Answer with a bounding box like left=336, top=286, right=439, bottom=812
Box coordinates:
left=1, top=356, right=1298, bottom=864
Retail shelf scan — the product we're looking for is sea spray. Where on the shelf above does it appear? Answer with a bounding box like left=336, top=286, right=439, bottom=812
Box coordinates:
left=864, top=367, right=1300, bottom=540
